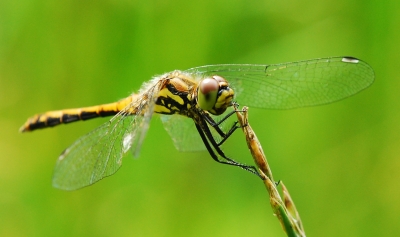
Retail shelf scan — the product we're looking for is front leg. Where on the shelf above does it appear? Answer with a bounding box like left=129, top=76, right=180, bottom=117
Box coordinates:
left=201, top=103, right=248, bottom=146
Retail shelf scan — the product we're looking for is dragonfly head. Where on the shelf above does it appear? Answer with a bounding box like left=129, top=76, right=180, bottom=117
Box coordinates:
left=197, top=75, right=234, bottom=115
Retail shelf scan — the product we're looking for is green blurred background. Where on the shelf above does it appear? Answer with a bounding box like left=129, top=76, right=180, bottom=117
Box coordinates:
left=1, top=0, right=399, bottom=236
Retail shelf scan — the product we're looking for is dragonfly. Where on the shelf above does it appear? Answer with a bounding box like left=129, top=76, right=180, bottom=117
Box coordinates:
left=20, top=56, right=374, bottom=190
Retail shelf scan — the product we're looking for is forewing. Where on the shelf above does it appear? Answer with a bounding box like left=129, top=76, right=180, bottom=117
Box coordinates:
left=185, top=57, right=375, bottom=109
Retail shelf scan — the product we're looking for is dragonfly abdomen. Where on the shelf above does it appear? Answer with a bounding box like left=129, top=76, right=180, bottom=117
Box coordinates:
left=20, top=96, right=136, bottom=132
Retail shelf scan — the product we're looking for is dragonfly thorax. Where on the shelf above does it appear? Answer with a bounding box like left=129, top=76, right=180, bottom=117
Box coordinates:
left=197, top=75, right=234, bottom=115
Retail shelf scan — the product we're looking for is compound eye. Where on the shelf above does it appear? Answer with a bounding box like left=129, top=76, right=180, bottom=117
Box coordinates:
left=197, top=78, right=219, bottom=111
left=212, top=75, right=226, bottom=83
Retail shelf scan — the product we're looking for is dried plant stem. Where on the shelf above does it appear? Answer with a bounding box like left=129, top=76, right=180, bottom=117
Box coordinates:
left=235, top=106, right=306, bottom=237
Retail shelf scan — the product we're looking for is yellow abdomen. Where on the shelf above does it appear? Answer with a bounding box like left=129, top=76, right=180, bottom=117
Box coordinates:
left=20, top=95, right=138, bottom=132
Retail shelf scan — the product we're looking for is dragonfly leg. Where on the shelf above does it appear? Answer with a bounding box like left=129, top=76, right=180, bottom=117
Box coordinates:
left=202, top=112, right=234, bottom=138
left=208, top=101, right=243, bottom=127
left=202, top=108, right=248, bottom=147
left=195, top=121, right=260, bottom=177
left=214, top=102, right=250, bottom=146
left=216, top=121, right=240, bottom=146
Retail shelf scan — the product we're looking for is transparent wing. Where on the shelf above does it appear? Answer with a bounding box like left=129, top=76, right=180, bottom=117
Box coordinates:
left=185, top=57, right=375, bottom=109
left=52, top=83, right=160, bottom=190
left=161, top=114, right=205, bottom=152
left=161, top=106, right=239, bottom=152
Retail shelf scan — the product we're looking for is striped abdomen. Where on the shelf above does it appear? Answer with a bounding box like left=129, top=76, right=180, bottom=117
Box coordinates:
left=20, top=95, right=137, bottom=132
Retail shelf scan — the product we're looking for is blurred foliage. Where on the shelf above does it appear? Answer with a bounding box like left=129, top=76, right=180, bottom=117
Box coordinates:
left=1, top=0, right=399, bottom=236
